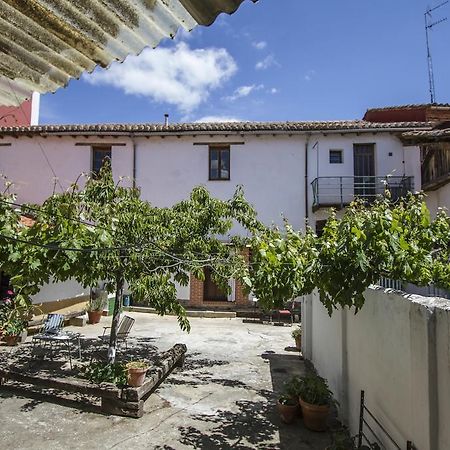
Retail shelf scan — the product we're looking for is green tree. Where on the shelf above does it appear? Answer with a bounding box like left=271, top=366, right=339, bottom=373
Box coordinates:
left=0, top=163, right=257, bottom=363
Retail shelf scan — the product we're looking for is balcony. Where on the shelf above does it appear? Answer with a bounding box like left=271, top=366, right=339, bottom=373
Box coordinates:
left=311, top=176, right=414, bottom=211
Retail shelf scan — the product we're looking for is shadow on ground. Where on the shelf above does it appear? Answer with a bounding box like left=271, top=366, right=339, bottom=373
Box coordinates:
left=0, top=337, right=160, bottom=414
left=157, top=350, right=334, bottom=449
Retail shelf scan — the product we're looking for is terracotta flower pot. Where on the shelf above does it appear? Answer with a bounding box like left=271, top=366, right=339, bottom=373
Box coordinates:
left=295, top=335, right=302, bottom=351
left=127, top=367, right=148, bottom=387
left=299, top=398, right=330, bottom=431
left=87, top=310, right=102, bottom=324
left=277, top=399, right=299, bottom=424
left=4, top=335, right=19, bottom=346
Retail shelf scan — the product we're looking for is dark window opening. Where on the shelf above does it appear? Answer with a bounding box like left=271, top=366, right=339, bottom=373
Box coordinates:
left=209, top=146, right=230, bottom=180
left=203, top=267, right=227, bottom=301
left=92, top=146, right=112, bottom=176
left=315, top=220, right=328, bottom=237
left=329, top=149, right=343, bottom=164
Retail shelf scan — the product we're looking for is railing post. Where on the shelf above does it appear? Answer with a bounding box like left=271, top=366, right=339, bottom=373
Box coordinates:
left=358, top=390, right=365, bottom=448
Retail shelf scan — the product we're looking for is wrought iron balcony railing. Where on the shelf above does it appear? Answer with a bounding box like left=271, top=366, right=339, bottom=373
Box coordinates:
left=311, top=176, right=414, bottom=211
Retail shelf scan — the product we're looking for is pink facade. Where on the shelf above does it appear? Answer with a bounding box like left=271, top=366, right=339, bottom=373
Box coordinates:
left=0, top=93, right=39, bottom=126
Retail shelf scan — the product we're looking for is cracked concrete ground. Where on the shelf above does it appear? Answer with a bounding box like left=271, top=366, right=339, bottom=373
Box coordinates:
left=0, top=313, right=334, bottom=450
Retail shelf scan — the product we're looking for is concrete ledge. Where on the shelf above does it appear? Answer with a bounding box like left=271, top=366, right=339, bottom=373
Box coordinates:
left=126, top=306, right=236, bottom=319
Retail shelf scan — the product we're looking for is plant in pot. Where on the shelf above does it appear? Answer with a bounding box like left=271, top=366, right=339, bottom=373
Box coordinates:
left=277, top=394, right=299, bottom=424
left=1, top=309, right=27, bottom=346
left=298, top=373, right=336, bottom=432
left=277, top=376, right=302, bottom=423
left=87, top=289, right=107, bottom=324
left=291, top=325, right=302, bottom=351
left=126, top=361, right=150, bottom=387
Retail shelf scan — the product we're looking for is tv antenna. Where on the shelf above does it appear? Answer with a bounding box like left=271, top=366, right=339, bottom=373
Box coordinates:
left=425, top=1, right=448, bottom=103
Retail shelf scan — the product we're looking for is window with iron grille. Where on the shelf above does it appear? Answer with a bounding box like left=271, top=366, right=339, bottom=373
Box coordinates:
left=329, top=149, right=343, bottom=164
left=209, top=146, right=230, bottom=180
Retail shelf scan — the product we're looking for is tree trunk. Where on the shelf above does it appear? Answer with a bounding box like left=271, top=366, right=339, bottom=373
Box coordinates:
left=108, top=273, right=124, bottom=364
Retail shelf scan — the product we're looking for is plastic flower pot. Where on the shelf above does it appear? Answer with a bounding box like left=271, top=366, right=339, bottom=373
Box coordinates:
left=299, top=398, right=330, bottom=431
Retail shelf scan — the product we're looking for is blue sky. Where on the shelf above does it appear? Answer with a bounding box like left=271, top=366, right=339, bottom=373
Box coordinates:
left=40, top=0, right=450, bottom=124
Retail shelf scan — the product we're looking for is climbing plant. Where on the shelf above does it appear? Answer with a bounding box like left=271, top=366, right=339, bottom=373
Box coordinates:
left=248, top=193, right=450, bottom=314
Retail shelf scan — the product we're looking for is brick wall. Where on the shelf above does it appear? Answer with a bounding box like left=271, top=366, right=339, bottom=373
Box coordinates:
left=187, top=247, right=252, bottom=309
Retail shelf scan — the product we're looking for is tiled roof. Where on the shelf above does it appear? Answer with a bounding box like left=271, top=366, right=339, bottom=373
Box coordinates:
left=0, top=0, right=254, bottom=106
left=366, top=104, right=450, bottom=112
left=0, top=121, right=431, bottom=136
left=402, top=128, right=450, bottom=142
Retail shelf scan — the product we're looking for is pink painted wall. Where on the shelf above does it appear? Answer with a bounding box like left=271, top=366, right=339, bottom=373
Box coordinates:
left=0, top=100, right=32, bottom=126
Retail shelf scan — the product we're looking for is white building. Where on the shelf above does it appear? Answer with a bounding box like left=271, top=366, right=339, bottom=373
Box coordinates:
left=0, top=119, right=429, bottom=311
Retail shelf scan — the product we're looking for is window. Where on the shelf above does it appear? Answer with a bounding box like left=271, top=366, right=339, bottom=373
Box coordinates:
left=209, top=146, right=230, bottom=180
left=329, top=149, right=343, bottom=164
left=92, top=146, right=111, bottom=176
left=203, top=267, right=228, bottom=301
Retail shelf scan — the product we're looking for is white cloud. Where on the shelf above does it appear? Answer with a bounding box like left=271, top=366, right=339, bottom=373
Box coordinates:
left=195, top=116, right=242, bottom=123
left=85, top=43, right=237, bottom=113
left=224, top=84, right=264, bottom=101
left=305, top=70, right=316, bottom=82
left=269, top=87, right=279, bottom=94
left=252, top=41, right=267, bottom=50
left=255, top=54, right=279, bottom=70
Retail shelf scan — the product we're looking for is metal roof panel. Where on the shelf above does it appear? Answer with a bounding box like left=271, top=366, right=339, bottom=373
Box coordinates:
left=0, top=0, right=253, bottom=105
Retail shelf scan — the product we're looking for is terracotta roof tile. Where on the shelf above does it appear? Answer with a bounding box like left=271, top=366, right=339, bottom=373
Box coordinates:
left=0, top=120, right=432, bottom=136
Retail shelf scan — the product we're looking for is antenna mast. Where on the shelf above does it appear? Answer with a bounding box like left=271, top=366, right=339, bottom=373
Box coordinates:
left=425, top=1, right=448, bottom=103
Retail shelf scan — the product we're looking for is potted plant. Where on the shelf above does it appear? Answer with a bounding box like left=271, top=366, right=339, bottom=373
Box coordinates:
left=87, top=288, right=107, bottom=324
left=292, top=325, right=302, bottom=350
left=277, top=394, right=299, bottom=424
left=277, top=375, right=302, bottom=423
left=1, top=310, right=27, bottom=346
left=126, top=361, right=149, bottom=387
left=298, top=373, right=335, bottom=431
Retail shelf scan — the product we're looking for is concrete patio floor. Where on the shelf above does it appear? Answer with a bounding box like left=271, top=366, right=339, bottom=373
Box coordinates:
left=0, top=313, right=335, bottom=449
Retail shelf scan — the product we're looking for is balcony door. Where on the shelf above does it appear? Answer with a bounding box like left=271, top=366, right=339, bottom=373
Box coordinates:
left=353, top=144, right=375, bottom=200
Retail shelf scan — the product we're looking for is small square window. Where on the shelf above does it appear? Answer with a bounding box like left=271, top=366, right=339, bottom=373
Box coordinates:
left=329, top=149, right=343, bottom=164
left=92, top=146, right=111, bottom=176
left=209, top=146, right=230, bottom=180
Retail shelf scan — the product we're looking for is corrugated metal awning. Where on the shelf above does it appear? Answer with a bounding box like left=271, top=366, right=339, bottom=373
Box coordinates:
left=0, top=0, right=254, bottom=106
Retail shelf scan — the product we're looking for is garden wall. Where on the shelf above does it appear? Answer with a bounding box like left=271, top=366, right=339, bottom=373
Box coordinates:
left=302, top=287, right=450, bottom=450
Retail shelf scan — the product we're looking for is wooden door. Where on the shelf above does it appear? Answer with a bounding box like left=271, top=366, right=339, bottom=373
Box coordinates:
left=353, top=144, right=375, bottom=199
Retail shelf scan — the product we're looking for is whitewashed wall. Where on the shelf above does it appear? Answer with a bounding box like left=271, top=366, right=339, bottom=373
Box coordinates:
left=31, top=279, right=89, bottom=304
left=425, top=183, right=450, bottom=217
left=136, top=134, right=306, bottom=231
left=303, top=287, right=450, bottom=450
left=308, top=135, right=421, bottom=227
left=0, top=136, right=133, bottom=204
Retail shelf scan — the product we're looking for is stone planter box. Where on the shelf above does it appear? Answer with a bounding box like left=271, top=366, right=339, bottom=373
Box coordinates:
left=0, top=343, right=187, bottom=418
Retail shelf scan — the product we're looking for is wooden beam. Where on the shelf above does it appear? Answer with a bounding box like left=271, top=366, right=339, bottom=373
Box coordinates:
left=193, top=142, right=244, bottom=146
left=75, top=143, right=126, bottom=147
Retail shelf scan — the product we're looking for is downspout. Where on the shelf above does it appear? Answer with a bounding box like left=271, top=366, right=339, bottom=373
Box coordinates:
left=305, top=134, right=311, bottom=229
left=130, top=133, right=136, bottom=189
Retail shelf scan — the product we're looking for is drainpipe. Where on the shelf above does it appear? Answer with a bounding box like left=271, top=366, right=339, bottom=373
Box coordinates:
left=305, top=134, right=311, bottom=229
left=130, top=133, right=137, bottom=189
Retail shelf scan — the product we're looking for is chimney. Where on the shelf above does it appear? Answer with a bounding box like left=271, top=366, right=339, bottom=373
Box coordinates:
left=164, top=113, right=169, bottom=127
